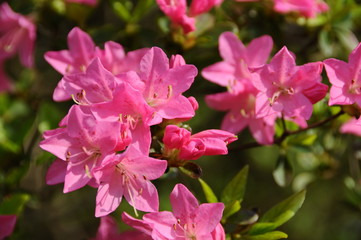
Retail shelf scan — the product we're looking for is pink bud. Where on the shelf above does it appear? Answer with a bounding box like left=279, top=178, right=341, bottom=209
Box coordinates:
left=163, top=125, right=191, bottom=149
left=179, top=138, right=206, bottom=160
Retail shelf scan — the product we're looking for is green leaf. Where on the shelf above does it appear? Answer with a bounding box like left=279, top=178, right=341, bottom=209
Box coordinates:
left=130, top=0, right=154, bottom=23
left=112, top=1, right=131, bottom=22
left=198, top=178, right=218, bottom=203
left=249, top=190, right=306, bottom=234
left=243, top=231, right=288, bottom=240
left=0, top=193, right=30, bottom=215
left=222, top=200, right=241, bottom=221
left=335, top=27, right=358, bottom=52
left=221, top=165, right=249, bottom=206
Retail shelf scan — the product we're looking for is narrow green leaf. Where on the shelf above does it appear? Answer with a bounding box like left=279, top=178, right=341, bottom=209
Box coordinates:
left=221, top=165, right=249, bottom=206
left=112, top=1, right=131, bottom=22
left=249, top=190, right=306, bottom=234
left=198, top=178, right=218, bottom=203
left=243, top=231, right=288, bottom=240
left=130, top=0, right=154, bottom=23
left=222, top=200, right=241, bottom=221
left=0, top=193, right=30, bottom=215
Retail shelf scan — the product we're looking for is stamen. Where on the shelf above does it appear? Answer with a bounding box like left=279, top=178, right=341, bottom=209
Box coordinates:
left=127, top=184, right=139, bottom=217
left=85, top=164, right=92, bottom=178
left=167, top=85, right=173, bottom=99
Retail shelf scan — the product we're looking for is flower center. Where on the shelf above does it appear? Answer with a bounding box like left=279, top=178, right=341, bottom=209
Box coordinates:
left=349, top=79, right=361, bottom=94
left=269, top=82, right=295, bottom=106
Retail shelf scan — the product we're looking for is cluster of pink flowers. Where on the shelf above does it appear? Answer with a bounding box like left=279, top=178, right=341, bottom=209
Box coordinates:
left=202, top=31, right=329, bottom=144
left=40, top=27, right=235, bottom=238
left=0, top=2, right=36, bottom=92
left=156, top=0, right=329, bottom=34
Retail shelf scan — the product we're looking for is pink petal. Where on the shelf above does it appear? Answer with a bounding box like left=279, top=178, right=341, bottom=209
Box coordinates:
left=194, top=202, right=224, bottom=235
left=328, top=86, right=354, bottom=106
left=46, top=159, right=67, bottom=185
left=68, top=27, right=96, bottom=66
left=96, top=180, right=124, bottom=217
left=0, top=215, right=16, bottom=239
left=189, top=0, right=218, bottom=16
left=124, top=178, right=160, bottom=212
left=245, top=35, right=273, bottom=67
left=323, top=58, right=350, bottom=88
left=211, top=223, right=226, bottom=240
left=92, top=216, right=119, bottom=240
left=122, top=212, right=153, bottom=236
left=39, top=130, right=72, bottom=160
left=303, top=82, right=328, bottom=104
left=268, top=46, right=296, bottom=85
left=249, top=118, right=275, bottom=145
left=154, top=95, right=195, bottom=121
left=142, top=212, right=177, bottom=239
left=170, top=184, right=199, bottom=221
left=219, top=32, right=246, bottom=65
left=220, top=111, right=249, bottom=134
left=202, top=61, right=236, bottom=87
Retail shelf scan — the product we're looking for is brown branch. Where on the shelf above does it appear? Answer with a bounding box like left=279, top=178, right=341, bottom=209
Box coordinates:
left=230, top=110, right=345, bottom=152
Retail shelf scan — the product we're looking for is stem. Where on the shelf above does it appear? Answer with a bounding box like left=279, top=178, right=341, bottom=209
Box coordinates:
left=230, top=110, right=344, bottom=151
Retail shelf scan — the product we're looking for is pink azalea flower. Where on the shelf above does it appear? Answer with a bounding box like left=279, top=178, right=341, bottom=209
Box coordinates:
left=206, top=84, right=276, bottom=144
left=0, top=2, right=36, bottom=68
left=252, top=46, right=327, bottom=127
left=156, top=0, right=222, bottom=33
left=0, top=215, right=16, bottom=240
left=45, top=27, right=147, bottom=101
left=132, top=47, right=198, bottom=125
left=324, top=43, right=361, bottom=114
left=92, top=146, right=167, bottom=217
left=91, top=216, right=151, bottom=240
left=202, top=32, right=273, bottom=89
left=202, top=32, right=275, bottom=144
left=65, top=0, right=98, bottom=6
left=163, top=125, right=237, bottom=163
left=273, top=0, right=329, bottom=18
left=122, top=183, right=225, bottom=240
left=40, top=105, right=122, bottom=193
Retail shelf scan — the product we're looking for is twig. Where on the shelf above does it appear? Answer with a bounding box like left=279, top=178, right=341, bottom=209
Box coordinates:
left=230, top=110, right=345, bottom=151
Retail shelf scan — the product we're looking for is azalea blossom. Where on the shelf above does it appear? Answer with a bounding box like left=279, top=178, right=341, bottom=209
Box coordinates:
left=0, top=2, right=36, bottom=68
left=0, top=215, right=16, bottom=240
left=122, top=183, right=225, bottom=240
left=127, top=47, right=198, bottom=125
left=252, top=46, right=327, bottom=127
left=40, top=105, right=122, bottom=193
left=91, top=216, right=152, bottom=240
left=45, top=27, right=147, bottom=101
left=162, top=125, right=237, bottom=164
left=93, top=146, right=167, bottom=217
left=202, top=32, right=276, bottom=144
left=324, top=43, right=361, bottom=120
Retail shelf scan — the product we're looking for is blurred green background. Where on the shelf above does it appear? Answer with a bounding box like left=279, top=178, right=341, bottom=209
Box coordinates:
left=2, top=0, right=361, bottom=239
